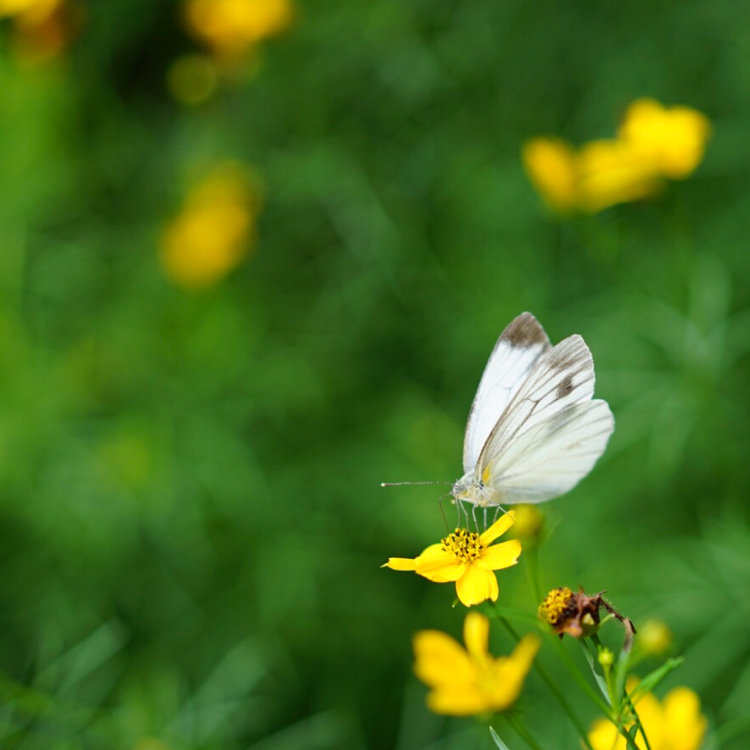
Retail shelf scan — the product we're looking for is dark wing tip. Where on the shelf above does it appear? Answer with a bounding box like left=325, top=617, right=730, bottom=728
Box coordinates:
left=501, top=312, right=550, bottom=348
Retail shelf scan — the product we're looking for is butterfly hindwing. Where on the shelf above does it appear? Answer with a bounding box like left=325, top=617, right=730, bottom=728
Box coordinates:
left=480, top=399, right=614, bottom=503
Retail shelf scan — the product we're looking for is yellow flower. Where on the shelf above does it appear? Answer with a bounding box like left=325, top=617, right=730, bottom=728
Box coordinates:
left=588, top=678, right=708, bottom=750
left=183, top=0, right=294, bottom=61
left=521, top=137, right=579, bottom=212
left=618, top=98, right=711, bottom=179
left=383, top=512, right=521, bottom=607
left=160, top=163, right=262, bottom=288
left=413, top=612, right=539, bottom=716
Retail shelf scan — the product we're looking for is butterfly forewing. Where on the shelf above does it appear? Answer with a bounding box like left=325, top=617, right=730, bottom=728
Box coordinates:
left=475, top=332, right=597, bottom=474
left=463, top=313, right=550, bottom=474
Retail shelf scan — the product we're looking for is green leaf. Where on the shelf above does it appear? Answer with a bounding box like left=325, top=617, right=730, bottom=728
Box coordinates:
left=581, top=642, right=612, bottom=705
left=628, top=658, right=685, bottom=705
left=489, top=726, right=512, bottom=750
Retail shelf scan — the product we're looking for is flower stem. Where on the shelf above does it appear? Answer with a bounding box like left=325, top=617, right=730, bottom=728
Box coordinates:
left=491, top=607, right=595, bottom=750
left=623, top=689, right=652, bottom=750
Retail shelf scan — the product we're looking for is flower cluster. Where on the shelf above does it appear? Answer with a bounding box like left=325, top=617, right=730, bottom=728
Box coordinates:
left=160, top=162, right=262, bottom=289
left=523, top=98, right=710, bottom=213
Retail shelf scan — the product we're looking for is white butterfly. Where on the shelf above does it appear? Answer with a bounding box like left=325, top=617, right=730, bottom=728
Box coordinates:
left=451, top=312, right=614, bottom=507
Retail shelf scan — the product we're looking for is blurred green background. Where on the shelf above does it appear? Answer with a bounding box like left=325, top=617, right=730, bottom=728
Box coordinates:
left=0, top=1, right=749, bottom=748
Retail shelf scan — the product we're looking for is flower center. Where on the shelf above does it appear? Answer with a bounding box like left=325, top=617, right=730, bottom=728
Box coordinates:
left=538, top=587, right=575, bottom=625
left=441, top=528, right=483, bottom=562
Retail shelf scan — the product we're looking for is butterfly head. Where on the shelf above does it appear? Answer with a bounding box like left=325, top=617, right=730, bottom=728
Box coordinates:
left=451, top=474, right=499, bottom=508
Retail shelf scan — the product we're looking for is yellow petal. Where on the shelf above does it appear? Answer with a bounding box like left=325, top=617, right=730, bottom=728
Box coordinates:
left=426, top=684, right=490, bottom=716
left=489, top=634, right=540, bottom=711
left=463, top=612, right=490, bottom=664
left=382, top=557, right=417, bottom=571
left=413, top=630, right=474, bottom=688
left=587, top=717, right=627, bottom=750
left=522, top=137, right=579, bottom=211
left=414, top=545, right=466, bottom=582
left=662, top=688, right=707, bottom=750
left=577, top=138, right=661, bottom=213
left=477, top=539, right=522, bottom=571
left=480, top=511, right=516, bottom=545
left=455, top=564, right=498, bottom=606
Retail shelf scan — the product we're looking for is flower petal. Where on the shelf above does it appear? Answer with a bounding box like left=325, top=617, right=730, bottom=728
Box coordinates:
left=490, top=634, right=540, bottom=711
left=455, top=564, right=498, bottom=606
left=662, top=688, right=707, bottom=750
left=382, top=557, right=417, bottom=571
left=463, top=612, right=490, bottom=664
left=414, top=545, right=466, bottom=582
left=413, top=630, right=474, bottom=689
left=477, top=539, right=522, bottom=571
left=426, top=685, right=490, bottom=716
left=480, top=511, right=515, bottom=545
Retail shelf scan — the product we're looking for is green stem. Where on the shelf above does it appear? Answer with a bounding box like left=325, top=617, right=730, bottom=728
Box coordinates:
left=506, top=713, right=547, bottom=750
left=490, top=607, right=595, bottom=750
left=525, top=543, right=543, bottom=605
left=623, top=690, right=652, bottom=750
left=554, top=638, right=612, bottom=716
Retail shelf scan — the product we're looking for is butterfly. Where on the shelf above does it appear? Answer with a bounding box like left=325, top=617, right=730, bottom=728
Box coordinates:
left=451, top=312, right=614, bottom=507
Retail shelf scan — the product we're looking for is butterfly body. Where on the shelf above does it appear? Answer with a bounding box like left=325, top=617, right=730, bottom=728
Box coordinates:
left=452, top=312, right=614, bottom=507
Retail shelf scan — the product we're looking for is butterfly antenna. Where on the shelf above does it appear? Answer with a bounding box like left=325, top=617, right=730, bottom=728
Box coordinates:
left=380, top=481, right=452, bottom=487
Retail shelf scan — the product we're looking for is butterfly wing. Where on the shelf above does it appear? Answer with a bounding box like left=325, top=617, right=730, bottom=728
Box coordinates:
left=463, top=313, right=551, bottom=474
left=475, top=332, right=614, bottom=504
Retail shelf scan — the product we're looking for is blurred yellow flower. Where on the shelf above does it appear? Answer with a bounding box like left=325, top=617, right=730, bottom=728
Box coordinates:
left=577, top=138, right=661, bottom=213
left=509, top=503, right=544, bottom=540
left=588, top=679, right=707, bottom=750
left=183, top=0, right=294, bottom=61
left=160, top=163, right=262, bottom=288
left=383, top=512, right=521, bottom=607
left=166, top=53, right=219, bottom=105
left=638, top=619, right=673, bottom=656
left=0, top=0, right=78, bottom=64
left=523, top=99, right=710, bottom=214
left=413, top=612, right=539, bottom=716
left=618, top=98, right=711, bottom=179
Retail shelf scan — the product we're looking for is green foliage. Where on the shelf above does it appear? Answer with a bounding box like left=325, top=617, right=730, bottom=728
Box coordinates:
left=0, top=1, right=749, bottom=748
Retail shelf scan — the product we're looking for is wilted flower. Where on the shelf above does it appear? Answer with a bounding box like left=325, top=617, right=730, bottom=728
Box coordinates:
left=160, top=162, right=262, bottom=288
left=588, top=678, right=707, bottom=750
left=183, top=0, right=294, bottom=63
left=538, top=587, right=635, bottom=649
left=384, top=512, right=521, bottom=607
left=413, top=611, right=539, bottom=716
